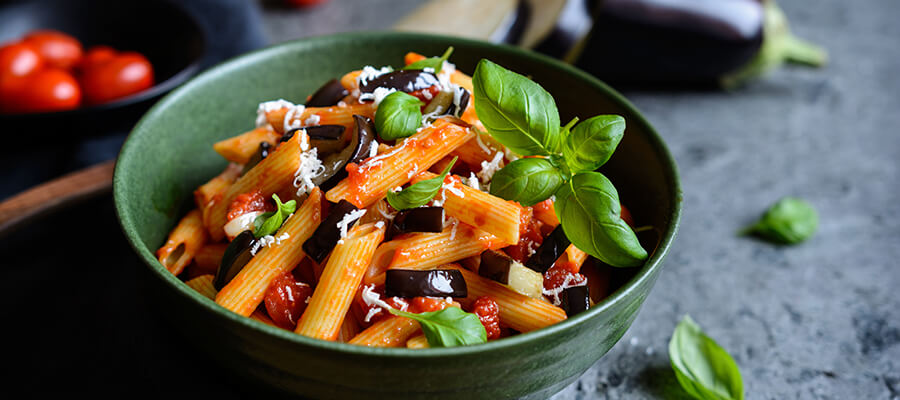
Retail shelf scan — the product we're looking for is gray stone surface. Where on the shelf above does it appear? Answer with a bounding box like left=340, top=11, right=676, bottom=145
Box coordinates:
left=261, top=0, right=900, bottom=398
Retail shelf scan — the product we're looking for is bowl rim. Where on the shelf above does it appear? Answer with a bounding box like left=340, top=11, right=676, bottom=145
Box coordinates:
left=114, top=31, right=682, bottom=358
left=0, top=0, right=207, bottom=119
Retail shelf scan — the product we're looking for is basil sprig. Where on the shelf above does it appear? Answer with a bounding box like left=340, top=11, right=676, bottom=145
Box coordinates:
left=740, top=197, right=818, bottom=244
left=390, top=307, right=487, bottom=347
left=669, top=315, right=745, bottom=400
left=253, top=194, right=296, bottom=238
left=375, top=91, right=423, bottom=141
left=386, top=157, right=457, bottom=210
left=473, top=59, right=646, bottom=267
left=403, top=46, right=454, bottom=73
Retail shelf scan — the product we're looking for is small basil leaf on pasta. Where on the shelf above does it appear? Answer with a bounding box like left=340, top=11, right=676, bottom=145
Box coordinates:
left=554, top=172, right=647, bottom=267
left=386, top=157, right=457, bottom=211
left=472, top=59, right=561, bottom=156
left=375, top=91, right=424, bottom=141
left=403, top=46, right=454, bottom=73
left=389, top=307, right=487, bottom=347
left=740, top=197, right=818, bottom=244
left=489, top=158, right=566, bottom=206
left=253, top=194, right=297, bottom=239
left=669, top=315, right=745, bottom=400
left=562, top=115, right=625, bottom=174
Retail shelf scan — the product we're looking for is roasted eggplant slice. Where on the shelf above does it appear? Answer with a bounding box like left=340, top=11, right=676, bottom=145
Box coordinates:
left=388, top=207, right=444, bottom=237
left=242, top=142, right=272, bottom=175
left=306, top=78, right=349, bottom=107
left=478, top=250, right=543, bottom=299
left=215, top=230, right=256, bottom=290
left=302, top=200, right=361, bottom=263
left=359, top=69, right=439, bottom=94
left=281, top=125, right=348, bottom=155
left=384, top=269, right=468, bottom=298
left=525, top=225, right=571, bottom=273
left=559, top=285, right=590, bottom=317
left=317, top=115, right=376, bottom=191
left=446, top=87, right=470, bottom=118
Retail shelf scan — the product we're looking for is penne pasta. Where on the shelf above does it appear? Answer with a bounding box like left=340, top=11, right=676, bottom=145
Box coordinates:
left=156, top=209, right=208, bottom=276
left=384, top=223, right=503, bottom=276
left=455, top=267, right=567, bottom=333
left=194, top=163, right=242, bottom=232
left=184, top=274, right=217, bottom=300
left=326, top=117, right=475, bottom=208
left=406, top=334, right=429, bottom=349
left=215, top=188, right=323, bottom=316
left=348, top=315, right=420, bottom=347
left=264, top=102, right=377, bottom=134
left=295, top=222, right=386, bottom=341
left=193, top=243, right=228, bottom=275
left=213, top=126, right=282, bottom=164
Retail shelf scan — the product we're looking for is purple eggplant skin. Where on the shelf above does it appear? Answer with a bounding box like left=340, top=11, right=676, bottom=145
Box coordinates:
left=388, top=207, right=444, bottom=238
left=215, top=230, right=256, bottom=290
left=384, top=269, right=468, bottom=298
left=525, top=225, right=571, bottom=274
left=559, top=285, right=591, bottom=317
left=302, top=200, right=361, bottom=264
left=570, top=0, right=765, bottom=87
left=317, top=115, right=376, bottom=191
left=479, top=249, right=514, bottom=284
left=242, top=141, right=272, bottom=175
left=359, top=70, right=439, bottom=94
left=306, top=79, right=349, bottom=107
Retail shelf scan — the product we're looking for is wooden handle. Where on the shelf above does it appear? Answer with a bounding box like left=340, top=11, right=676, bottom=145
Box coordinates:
left=0, top=159, right=115, bottom=235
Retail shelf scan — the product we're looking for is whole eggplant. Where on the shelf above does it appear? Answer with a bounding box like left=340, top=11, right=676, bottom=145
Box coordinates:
left=533, top=0, right=827, bottom=88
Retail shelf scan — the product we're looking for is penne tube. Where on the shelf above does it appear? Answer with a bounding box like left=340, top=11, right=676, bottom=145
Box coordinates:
left=414, top=171, right=522, bottom=246
left=326, top=118, right=475, bottom=208
left=295, top=222, right=386, bottom=341
left=348, top=315, right=420, bottom=347
left=265, top=102, right=377, bottom=134
left=213, top=126, right=282, bottom=164
left=193, top=243, right=228, bottom=275
left=380, top=223, right=503, bottom=277
left=532, top=198, right=560, bottom=228
left=194, top=163, right=242, bottom=232
left=563, top=244, right=589, bottom=272
left=215, top=188, right=323, bottom=317
left=339, top=70, right=363, bottom=93
left=338, top=314, right=362, bottom=343
left=205, top=130, right=307, bottom=241
left=456, top=267, right=567, bottom=333
left=250, top=310, right=277, bottom=327
left=184, top=274, right=217, bottom=300
left=157, top=209, right=208, bottom=276
left=406, top=334, right=429, bottom=349
left=449, top=130, right=503, bottom=169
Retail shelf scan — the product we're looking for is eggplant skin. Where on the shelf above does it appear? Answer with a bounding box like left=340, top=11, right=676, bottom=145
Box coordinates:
left=525, top=225, right=571, bottom=274
left=560, top=285, right=590, bottom=317
left=571, top=0, right=764, bottom=86
left=384, top=269, right=468, bottom=298
left=302, top=200, right=360, bottom=264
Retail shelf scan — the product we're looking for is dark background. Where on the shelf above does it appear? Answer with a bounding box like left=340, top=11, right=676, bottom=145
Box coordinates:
left=2, top=0, right=898, bottom=398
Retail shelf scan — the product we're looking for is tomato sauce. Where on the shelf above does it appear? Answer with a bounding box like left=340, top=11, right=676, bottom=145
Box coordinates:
left=472, top=296, right=501, bottom=340
left=226, top=189, right=274, bottom=221
left=264, top=271, right=313, bottom=330
left=503, top=207, right=544, bottom=263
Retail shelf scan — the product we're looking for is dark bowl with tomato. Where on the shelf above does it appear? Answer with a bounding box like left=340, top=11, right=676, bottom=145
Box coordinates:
left=0, top=0, right=205, bottom=137
left=113, top=32, right=682, bottom=399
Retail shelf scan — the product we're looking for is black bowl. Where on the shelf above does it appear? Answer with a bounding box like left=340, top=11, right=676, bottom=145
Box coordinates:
left=0, top=0, right=206, bottom=137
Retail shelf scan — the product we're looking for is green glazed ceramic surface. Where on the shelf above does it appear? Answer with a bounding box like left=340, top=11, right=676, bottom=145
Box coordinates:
left=113, top=32, right=681, bottom=399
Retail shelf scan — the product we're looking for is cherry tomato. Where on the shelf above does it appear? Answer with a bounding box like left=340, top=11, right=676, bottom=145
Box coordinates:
left=80, top=52, right=154, bottom=104
left=23, top=30, right=83, bottom=70
left=2, top=68, right=80, bottom=114
left=264, top=271, right=312, bottom=330
left=78, top=45, right=116, bottom=73
left=620, top=204, right=634, bottom=227
left=0, top=41, right=44, bottom=78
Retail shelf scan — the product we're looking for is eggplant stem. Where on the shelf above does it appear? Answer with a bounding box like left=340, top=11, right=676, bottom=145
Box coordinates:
left=783, top=35, right=827, bottom=66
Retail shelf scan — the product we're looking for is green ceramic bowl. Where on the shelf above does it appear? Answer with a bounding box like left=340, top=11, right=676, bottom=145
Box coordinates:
left=114, top=32, right=681, bottom=399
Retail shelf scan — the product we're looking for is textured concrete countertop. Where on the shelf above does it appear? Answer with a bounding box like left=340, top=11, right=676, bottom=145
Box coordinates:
left=262, top=0, right=899, bottom=398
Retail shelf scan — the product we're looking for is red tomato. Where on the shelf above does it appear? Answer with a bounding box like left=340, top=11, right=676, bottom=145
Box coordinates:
left=2, top=68, right=80, bottom=114
left=78, top=45, right=116, bottom=73
left=284, top=0, right=329, bottom=7
left=472, top=296, right=501, bottom=340
left=80, top=51, right=154, bottom=104
left=23, top=30, right=83, bottom=70
left=620, top=204, right=634, bottom=227
left=264, top=272, right=313, bottom=330
left=0, top=41, right=44, bottom=78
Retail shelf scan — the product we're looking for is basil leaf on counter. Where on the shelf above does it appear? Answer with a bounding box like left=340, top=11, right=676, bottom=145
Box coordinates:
left=669, top=315, right=745, bottom=400
left=489, top=158, right=566, bottom=206
left=740, top=197, right=818, bottom=244
left=390, top=307, right=487, bottom=347
left=554, top=172, right=647, bottom=267
left=472, top=59, right=561, bottom=156
left=562, top=115, right=625, bottom=174
left=375, top=91, right=423, bottom=141
left=403, top=46, right=454, bottom=73
left=386, top=157, right=457, bottom=210
left=253, top=194, right=297, bottom=238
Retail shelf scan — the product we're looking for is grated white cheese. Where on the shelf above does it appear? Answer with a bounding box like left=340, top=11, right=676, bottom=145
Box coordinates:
left=443, top=180, right=465, bottom=198
left=293, top=147, right=325, bottom=196
left=360, top=284, right=408, bottom=323
left=283, top=103, right=306, bottom=132
left=542, top=274, right=587, bottom=306
left=357, top=65, right=393, bottom=87
left=477, top=151, right=505, bottom=183
left=465, top=172, right=480, bottom=191
left=303, top=114, right=321, bottom=126
left=359, top=87, right=397, bottom=105
left=421, top=108, right=442, bottom=126
left=256, top=99, right=295, bottom=127
left=337, top=101, right=347, bottom=107
left=375, top=221, right=385, bottom=229
left=336, top=209, right=367, bottom=244
left=445, top=217, right=459, bottom=241
left=368, top=142, right=378, bottom=159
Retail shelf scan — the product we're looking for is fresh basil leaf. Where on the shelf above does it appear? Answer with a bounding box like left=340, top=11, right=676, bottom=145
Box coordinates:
left=375, top=91, right=423, bottom=141
left=252, top=194, right=297, bottom=238
left=562, top=115, right=625, bottom=173
left=386, top=157, right=457, bottom=210
left=489, top=158, right=566, bottom=206
left=740, top=197, right=818, bottom=244
left=390, top=307, right=487, bottom=347
left=403, top=46, right=454, bottom=73
left=554, top=172, right=647, bottom=267
left=472, top=59, right=561, bottom=156
left=669, top=315, right=745, bottom=400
